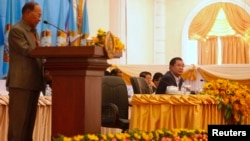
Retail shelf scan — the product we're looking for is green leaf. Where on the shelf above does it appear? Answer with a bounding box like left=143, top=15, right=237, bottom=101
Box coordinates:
left=227, top=103, right=232, bottom=110
left=239, top=115, right=243, bottom=125
left=218, top=102, right=223, bottom=109
left=225, top=109, right=232, bottom=121
left=220, top=97, right=223, bottom=102
left=224, top=108, right=228, bottom=117
left=215, top=96, right=220, bottom=101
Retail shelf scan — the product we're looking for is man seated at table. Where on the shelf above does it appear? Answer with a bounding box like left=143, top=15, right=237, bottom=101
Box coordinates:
left=139, top=71, right=155, bottom=94
left=152, top=72, right=163, bottom=93
left=110, top=68, right=123, bottom=77
left=155, top=57, right=184, bottom=94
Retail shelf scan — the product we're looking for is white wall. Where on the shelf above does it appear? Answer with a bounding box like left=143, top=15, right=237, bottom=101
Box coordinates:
left=126, top=0, right=154, bottom=64
left=87, top=0, right=110, bottom=37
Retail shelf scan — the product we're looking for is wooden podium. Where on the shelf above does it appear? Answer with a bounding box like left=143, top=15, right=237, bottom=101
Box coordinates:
left=31, top=46, right=114, bottom=137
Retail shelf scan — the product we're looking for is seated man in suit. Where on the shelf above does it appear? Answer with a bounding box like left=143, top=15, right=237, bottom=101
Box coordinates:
left=155, top=57, right=184, bottom=94
left=139, top=71, right=155, bottom=94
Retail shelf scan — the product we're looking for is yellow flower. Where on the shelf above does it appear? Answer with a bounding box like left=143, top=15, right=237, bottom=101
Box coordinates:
left=63, top=137, right=72, bottom=141
left=73, top=135, right=83, bottom=141
left=97, top=28, right=106, bottom=35
left=181, top=136, right=192, bottom=141
left=101, top=134, right=107, bottom=140
left=213, top=89, right=219, bottom=95
left=219, top=90, right=226, bottom=96
left=245, top=95, right=250, bottom=105
left=240, top=98, right=246, bottom=105
left=202, top=79, right=250, bottom=124
left=142, top=132, right=148, bottom=140
left=234, top=112, right=240, bottom=122
left=114, top=35, right=125, bottom=52
left=92, top=29, right=125, bottom=52
left=55, top=128, right=208, bottom=141
left=222, top=98, right=229, bottom=105
left=134, top=133, right=141, bottom=140
left=87, top=134, right=99, bottom=140
left=123, top=133, right=130, bottom=138
left=107, top=133, right=114, bottom=139
left=230, top=96, right=237, bottom=103
left=233, top=103, right=240, bottom=111
left=115, top=133, right=124, bottom=140
left=92, top=37, right=99, bottom=43
left=226, top=89, right=232, bottom=95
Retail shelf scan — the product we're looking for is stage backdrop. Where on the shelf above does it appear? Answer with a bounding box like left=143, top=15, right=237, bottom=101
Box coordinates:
left=0, top=0, right=90, bottom=78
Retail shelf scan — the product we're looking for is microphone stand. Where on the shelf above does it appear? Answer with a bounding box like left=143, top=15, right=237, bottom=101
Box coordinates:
left=67, top=31, right=71, bottom=46
left=43, top=20, right=71, bottom=46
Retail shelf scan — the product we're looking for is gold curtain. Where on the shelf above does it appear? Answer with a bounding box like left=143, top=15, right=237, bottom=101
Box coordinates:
left=181, top=64, right=197, bottom=81
left=189, top=3, right=221, bottom=40
left=189, top=2, right=250, bottom=65
left=221, top=36, right=249, bottom=64
left=122, top=72, right=132, bottom=85
left=222, top=3, right=250, bottom=36
left=198, top=37, right=218, bottom=65
left=189, top=2, right=250, bottom=40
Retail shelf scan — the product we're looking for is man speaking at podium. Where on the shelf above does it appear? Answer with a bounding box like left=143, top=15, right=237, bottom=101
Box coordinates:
left=6, top=2, right=44, bottom=141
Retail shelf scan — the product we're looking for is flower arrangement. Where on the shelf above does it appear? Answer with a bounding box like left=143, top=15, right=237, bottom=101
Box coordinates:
left=52, top=128, right=208, bottom=141
left=92, top=28, right=125, bottom=52
left=202, top=79, right=250, bottom=124
left=92, top=28, right=106, bottom=47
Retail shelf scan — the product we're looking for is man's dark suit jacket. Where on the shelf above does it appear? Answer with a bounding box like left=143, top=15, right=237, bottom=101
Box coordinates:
left=155, top=71, right=184, bottom=94
left=6, top=20, right=44, bottom=91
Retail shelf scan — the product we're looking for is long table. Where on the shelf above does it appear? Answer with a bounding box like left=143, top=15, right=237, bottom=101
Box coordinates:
left=129, top=94, right=250, bottom=131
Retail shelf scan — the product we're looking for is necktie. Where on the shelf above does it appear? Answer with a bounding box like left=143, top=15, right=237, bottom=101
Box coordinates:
left=30, top=28, right=40, bottom=47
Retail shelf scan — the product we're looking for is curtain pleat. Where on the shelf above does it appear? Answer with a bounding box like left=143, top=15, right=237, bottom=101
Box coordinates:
left=221, top=36, right=249, bottom=64
left=198, top=37, right=218, bottom=65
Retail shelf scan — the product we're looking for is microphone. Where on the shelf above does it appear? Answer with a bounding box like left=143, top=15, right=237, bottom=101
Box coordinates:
left=200, top=79, right=206, bottom=82
left=43, top=20, right=71, bottom=46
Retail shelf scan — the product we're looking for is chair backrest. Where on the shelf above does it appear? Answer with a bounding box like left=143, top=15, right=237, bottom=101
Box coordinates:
left=102, top=76, right=129, bottom=119
left=130, top=77, right=151, bottom=94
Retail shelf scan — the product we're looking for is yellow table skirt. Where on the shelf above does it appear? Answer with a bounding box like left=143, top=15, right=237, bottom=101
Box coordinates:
left=129, top=94, right=250, bottom=131
left=0, top=95, right=51, bottom=141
